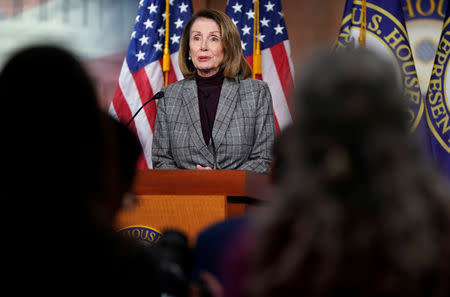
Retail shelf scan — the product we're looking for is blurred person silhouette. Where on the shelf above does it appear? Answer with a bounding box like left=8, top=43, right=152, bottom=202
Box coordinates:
left=0, top=45, right=161, bottom=296
left=190, top=215, right=251, bottom=297
left=111, top=117, right=142, bottom=211
left=204, top=126, right=295, bottom=297
left=189, top=127, right=295, bottom=297
left=187, top=131, right=292, bottom=297
left=242, top=48, right=450, bottom=297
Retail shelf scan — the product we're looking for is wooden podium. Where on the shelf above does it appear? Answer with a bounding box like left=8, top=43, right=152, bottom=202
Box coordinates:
left=115, top=170, right=272, bottom=243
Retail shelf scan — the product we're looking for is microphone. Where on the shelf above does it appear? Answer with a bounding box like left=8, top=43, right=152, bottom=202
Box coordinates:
left=126, top=91, right=164, bottom=127
left=202, top=90, right=218, bottom=169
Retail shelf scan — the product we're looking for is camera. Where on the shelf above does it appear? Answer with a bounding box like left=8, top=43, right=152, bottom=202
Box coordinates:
left=129, top=229, right=213, bottom=297
left=149, top=230, right=193, bottom=297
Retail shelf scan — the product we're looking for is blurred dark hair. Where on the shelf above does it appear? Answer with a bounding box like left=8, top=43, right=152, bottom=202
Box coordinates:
left=0, top=45, right=103, bottom=192
left=248, top=48, right=450, bottom=297
left=110, top=118, right=142, bottom=190
left=0, top=45, right=126, bottom=232
left=294, top=48, right=412, bottom=190
left=0, top=44, right=165, bottom=296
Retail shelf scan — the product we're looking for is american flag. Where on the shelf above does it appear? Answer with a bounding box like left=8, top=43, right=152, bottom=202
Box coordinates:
left=226, top=0, right=294, bottom=133
left=109, top=0, right=193, bottom=169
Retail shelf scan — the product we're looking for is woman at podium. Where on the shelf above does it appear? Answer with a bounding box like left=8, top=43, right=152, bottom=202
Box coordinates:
left=152, top=9, right=276, bottom=174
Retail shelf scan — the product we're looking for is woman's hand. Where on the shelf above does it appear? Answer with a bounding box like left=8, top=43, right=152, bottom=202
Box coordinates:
left=196, top=164, right=212, bottom=170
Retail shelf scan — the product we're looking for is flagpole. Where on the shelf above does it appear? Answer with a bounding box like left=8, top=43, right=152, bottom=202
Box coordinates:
left=163, top=0, right=170, bottom=86
left=359, top=0, right=367, bottom=47
left=253, top=0, right=262, bottom=78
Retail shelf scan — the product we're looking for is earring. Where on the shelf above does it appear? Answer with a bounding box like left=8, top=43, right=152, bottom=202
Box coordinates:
left=188, top=56, right=191, bottom=60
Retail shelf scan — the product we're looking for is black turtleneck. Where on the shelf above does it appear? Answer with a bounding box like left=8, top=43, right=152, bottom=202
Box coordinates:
left=195, top=70, right=224, bottom=145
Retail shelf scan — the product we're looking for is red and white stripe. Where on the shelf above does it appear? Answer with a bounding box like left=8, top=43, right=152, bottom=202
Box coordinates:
left=246, top=40, right=294, bottom=133
left=109, top=52, right=183, bottom=169
left=261, top=40, right=294, bottom=133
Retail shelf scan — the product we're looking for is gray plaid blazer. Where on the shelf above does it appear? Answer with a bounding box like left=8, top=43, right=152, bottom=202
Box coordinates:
left=151, top=76, right=276, bottom=173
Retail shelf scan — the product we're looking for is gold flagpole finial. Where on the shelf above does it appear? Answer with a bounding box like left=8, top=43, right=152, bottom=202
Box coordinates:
left=253, top=0, right=262, bottom=78
left=163, top=0, right=170, bottom=86
left=359, top=0, right=367, bottom=48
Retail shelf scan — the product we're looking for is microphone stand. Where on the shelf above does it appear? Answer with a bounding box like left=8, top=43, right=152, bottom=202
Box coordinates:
left=126, top=91, right=164, bottom=127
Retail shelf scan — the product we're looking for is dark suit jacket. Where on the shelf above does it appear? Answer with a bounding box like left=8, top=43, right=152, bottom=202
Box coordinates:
left=152, top=75, right=275, bottom=173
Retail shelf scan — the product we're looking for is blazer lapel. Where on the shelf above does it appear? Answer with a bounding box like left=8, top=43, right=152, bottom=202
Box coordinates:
left=212, top=77, right=239, bottom=150
left=181, top=78, right=216, bottom=164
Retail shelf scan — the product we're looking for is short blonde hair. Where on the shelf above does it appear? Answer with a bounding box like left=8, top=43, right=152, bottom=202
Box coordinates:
left=179, top=9, right=252, bottom=79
